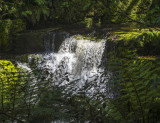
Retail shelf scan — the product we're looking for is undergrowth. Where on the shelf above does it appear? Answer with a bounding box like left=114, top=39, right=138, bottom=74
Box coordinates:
left=109, top=29, right=160, bottom=56
left=107, top=48, right=160, bottom=123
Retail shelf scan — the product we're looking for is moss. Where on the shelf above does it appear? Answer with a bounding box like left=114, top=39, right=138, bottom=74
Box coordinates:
left=74, top=35, right=97, bottom=41
left=74, top=35, right=81, bottom=40
left=15, top=54, right=42, bottom=63
left=109, top=29, right=160, bottom=56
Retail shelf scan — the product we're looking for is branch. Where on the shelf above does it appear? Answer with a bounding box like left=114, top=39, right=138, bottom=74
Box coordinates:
left=114, top=7, right=160, bottom=31
left=0, top=13, right=10, bottom=20
left=0, top=112, right=24, bottom=123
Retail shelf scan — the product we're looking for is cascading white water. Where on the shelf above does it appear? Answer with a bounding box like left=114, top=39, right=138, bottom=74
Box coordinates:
left=38, top=34, right=111, bottom=98
left=44, top=32, right=56, bottom=51
left=16, top=31, right=113, bottom=123
left=18, top=32, right=112, bottom=99
left=43, top=35, right=106, bottom=75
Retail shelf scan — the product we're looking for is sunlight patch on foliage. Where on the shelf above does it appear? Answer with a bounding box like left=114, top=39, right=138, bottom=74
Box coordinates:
left=0, top=60, right=19, bottom=103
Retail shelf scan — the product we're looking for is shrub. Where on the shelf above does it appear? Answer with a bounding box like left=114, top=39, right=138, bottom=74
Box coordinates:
left=109, top=29, right=160, bottom=55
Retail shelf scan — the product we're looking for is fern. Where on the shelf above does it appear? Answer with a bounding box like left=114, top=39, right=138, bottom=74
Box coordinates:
left=107, top=48, right=160, bottom=122
left=109, top=29, right=160, bottom=55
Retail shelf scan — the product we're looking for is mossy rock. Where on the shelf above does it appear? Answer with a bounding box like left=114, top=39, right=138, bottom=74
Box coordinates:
left=108, top=29, right=160, bottom=56
left=15, top=54, right=43, bottom=63
left=11, top=28, right=66, bottom=54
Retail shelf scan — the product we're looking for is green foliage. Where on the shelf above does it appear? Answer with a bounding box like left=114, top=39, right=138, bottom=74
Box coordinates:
left=116, top=0, right=152, bottom=22
left=107, top=48, right=160, bottom=122
left=0, top=60, right=18, bottom=103
left=0, top=0, right=160, bottom=29
left=0, top=19, right=25, bottom=52
left=0, top=0, right=160, bottom=28
left=109, top=29, right=160, bottom=55
left=0, top=19, right=12, bottom=51
left=0, top=60, right=25, bottom=122
left=49, top=0, right=92, bottom=24
left=65, top=95, right=112, bottom=123
left=145, top=5, right=160, bottom=26
left=30, top=88, right=72, bottom=123
left=20, top=0, right=49, bottom=25
left=0, top=0, right=18, bottom=20
left=11, top=19, right=26, bottom=34
left=1, top=0, right=160, bottom=122
left=1, top=38, right=160, bottom=122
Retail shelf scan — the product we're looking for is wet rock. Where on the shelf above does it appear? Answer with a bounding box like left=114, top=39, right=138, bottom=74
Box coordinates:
left=12, top=31, right=46, bottom=54
left=44, top=31, right=70, bottom=52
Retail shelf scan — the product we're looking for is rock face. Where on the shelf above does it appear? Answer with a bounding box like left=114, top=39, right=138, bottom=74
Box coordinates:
left=12, top=31, right=46, bottom=54
left=44, top=31, right=70, bottom=52
left=11, top=28, right=69, bottom=54
left=2, top=26, right=109, bottom=55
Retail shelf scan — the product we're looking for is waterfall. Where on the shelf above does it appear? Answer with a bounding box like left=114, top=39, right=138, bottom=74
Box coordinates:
left=38, top=33, right=111, bottom=98
left=18, top=31, right=112, bottom=99
left=15, top=31, right=113, bottom=123
left=44, top=31, right=70, bottom=52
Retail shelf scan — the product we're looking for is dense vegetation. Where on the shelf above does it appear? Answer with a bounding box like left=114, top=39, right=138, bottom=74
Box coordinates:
left=1, top=0, right=160, bottom=52
left=1, top=0, right=160, bottom=123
